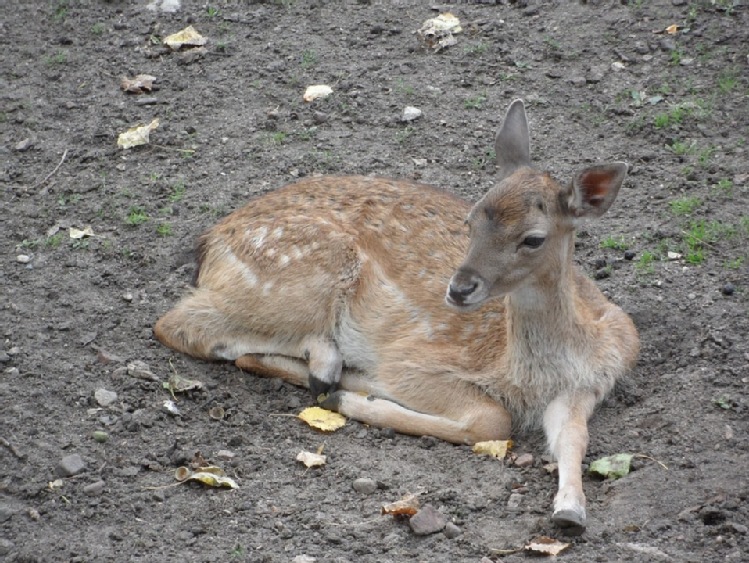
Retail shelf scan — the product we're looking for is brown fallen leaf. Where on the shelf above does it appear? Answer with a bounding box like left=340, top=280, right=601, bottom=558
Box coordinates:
left=121, top=74, right=157, bottom=94
left=382, top=493, right=420, bottom=516
left=297, top=450, right=327, bottom=468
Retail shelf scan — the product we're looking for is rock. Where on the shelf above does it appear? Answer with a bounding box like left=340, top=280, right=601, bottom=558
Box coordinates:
left=216, top=449, right=235, bottom=460
left=293, top=556, right=316, bottom=563
left=586, top=67, right=606, bottom=84
left=611, top=62, right=626, bottom=72
left=402, top=106, right=422, bottom=122
left=0, top=538, right=14, bottom=557
left=721, top=283, right=735, bottom=296
left=16, top=254, right=31, bottom=264
left=352, top=477, right=377, bottom=495
left=443, top=522, right=462, bottom=539
left=83, top=480, right=105, bottom=496
left=15, top=138, right=33, bottom=151
left=0, top=504, right=15, bottom=522
left=4, top=367, right=19, bottom=376
left=507, top=492, right=523, bottom=508
left=127, top=360, right=159, bottom=381
left=569, top=75, right=586, bottom=87
left=92, top=430, right=109, bottom=443
left=409, top=504, right=446, bottom=536
left=624, top=251, right=636, bottom=261
left=177, top=47, right=207, bottom=65
left=0, top=352, right=9, bottom=363
left=95, top=388, right=118, bottom=407
left=514, top=453, right=534, bottom=468
left=97, top=349, right=124, bottom=364
left=57, top=454, right=86, bottom=477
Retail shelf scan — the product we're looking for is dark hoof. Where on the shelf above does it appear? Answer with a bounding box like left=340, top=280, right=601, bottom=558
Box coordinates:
left=309, top=375, right=338, bottom=402
left=552, top=510, right=586, bottom=536
left=319, top=390, right=344, bottom=411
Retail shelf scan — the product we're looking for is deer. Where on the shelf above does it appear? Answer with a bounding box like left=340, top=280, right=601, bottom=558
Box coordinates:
left=154, top=99, right=639, bottom=534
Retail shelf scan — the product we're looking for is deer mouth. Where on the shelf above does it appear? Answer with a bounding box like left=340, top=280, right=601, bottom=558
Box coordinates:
left=445, top=274, right=489, bottom=311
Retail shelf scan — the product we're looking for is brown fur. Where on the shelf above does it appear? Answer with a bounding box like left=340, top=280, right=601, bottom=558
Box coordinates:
left=153, top=100, right=639, bottom=533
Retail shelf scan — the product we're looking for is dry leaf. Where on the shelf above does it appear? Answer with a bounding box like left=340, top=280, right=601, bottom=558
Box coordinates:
left=175, top=465, right=238, bottom=489
left=525, top=536, right=570, bottom=556
left=117, top=118, right=159, bottom=149
left=297, top=450, right=327, bottom=468
left=472, top=439, right=513, bottom=459
left=163, top=372, right=204, bottom=397
left=381, top=493, right=420, bottom=516
left=163, top=25, right=207, bottom=50
left=666, top=24, right=680, bottom=35
left=121, top=74, right=157, bottom=94
left=417, top=12, right=462, bottom=52
left=589, top=453, right=633, bottom=479
left=48, top=479, right=64, bottom=490
left=303, top=85, right=333, bottom=102
left=298, top=406, right=346, bottom=432
left=69, top=226, right=95, bottom=239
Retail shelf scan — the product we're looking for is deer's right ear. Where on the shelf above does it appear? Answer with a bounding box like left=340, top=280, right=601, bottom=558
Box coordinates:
left=495, top=99, right=531, bottom=182
left=566, top=162, right=628, bottom=220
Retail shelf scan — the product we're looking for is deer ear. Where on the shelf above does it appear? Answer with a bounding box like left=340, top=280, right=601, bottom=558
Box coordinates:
left=566, top=163, right=628, bottom=219
left=495, top=99, right=531, bottom=182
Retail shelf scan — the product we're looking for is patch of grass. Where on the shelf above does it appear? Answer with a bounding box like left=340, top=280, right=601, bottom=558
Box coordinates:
left=91, top=22, right=106, bottom=36
left=45, top=50, right=68, bottom=65
left=465, top=41, right=489, bottom=55
left=266, top=132, right=287, bottom=146
left=654, top=104, right=688, bottom=128
left=126, top=207, right=149, bottom=226
left=53, top=0, right=69, bottom=22
left=46, top=233, right=64, bottom=248
left=300, top=50, right=317, bottom=69
left=600, top=236, right=629, bottom=251
left=725, top=257, right=744, bottom=270
left=394, top=78, right=414, bottom=96
left=156, top=223, right=173, bottom=237
left=682, top=220, right=734, bottom=265
left=297, top=127, right=318, bottom=141
left=670, top=196, right=701, bottom=215
left=464, top=93, right=487, bottom=110
left=714, top=178, right=733, bottom=195
left=717, top=70, right=738, bottom=94
left=669, top=47, right=684, bottom=66
left=206, top=5, right=219, bottom=17
left=395, top=126, right=414, bottom=144
left=697, top=146, right=716, bottom=167
left=667, top=140, right=695, bottom=155
left=636, top=250, right=656, bottom=274
left=169, top=181, right=186, bottom=202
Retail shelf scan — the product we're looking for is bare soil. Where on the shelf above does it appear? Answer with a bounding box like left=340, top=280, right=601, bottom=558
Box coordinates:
left=2, top=1, right=748, bottom=562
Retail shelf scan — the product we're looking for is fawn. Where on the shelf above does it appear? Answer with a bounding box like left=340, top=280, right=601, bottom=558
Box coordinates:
left=154, top=100, right=639, bottom=534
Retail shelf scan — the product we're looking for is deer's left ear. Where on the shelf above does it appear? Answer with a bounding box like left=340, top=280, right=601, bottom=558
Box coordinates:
left=566, top=163, right=628, bottom=219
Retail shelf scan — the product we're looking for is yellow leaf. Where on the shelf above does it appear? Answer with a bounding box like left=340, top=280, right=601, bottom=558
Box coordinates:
left=175, top=465, right=238, bottom=489
left=298, top=406, right=346, bottom=432
left=525, top=536, right=570, bottom=556
left=163, top=25, right=207, bottom=50
left=665, top=24, right=679, bottom=35
left=297, top=450, right=327, bottom=468
left=472, top=439, right=513, bottom=459
left=117, top=118, right=160, bottom=149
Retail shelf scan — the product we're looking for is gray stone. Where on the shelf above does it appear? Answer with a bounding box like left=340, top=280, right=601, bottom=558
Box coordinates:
left=443, top=522, right=462, bottom=539
left=409, top=504, right=446, bottom=536
left=95, top=388, right=118, bottom=407
left=514, top=453, right=534, bottom=468
left=402, top=106, right=422, bottom=122
left=0, top=503, right=15, bottom=522
left=352, top=477, right=377, bottom=495
left=0, top=538, right=14, bottom=556
left=15, top=138, right=33, bottom=152
left=57, top=453, right=86, bottom=477
left=84, top=480, right=105, bottom=496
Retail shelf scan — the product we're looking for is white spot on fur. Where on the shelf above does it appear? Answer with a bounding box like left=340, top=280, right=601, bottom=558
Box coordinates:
left=227, top=249, right=257, bottom=287
left=262, top=281, right=274, bottom=295
left=272, top=227, right=284, bottom=239
left=278, top=255, right=290, bottom=267
left=252, top=226, right=268, bottom=249
left=292, top=246, right=305, bottom=260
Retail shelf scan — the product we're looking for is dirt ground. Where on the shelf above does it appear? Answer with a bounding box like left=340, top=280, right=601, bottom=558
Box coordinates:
left=2, top=0, right=748, bottom=561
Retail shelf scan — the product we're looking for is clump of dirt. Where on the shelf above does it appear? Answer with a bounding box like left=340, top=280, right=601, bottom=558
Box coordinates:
left=1, top=1, right=747, bottom=562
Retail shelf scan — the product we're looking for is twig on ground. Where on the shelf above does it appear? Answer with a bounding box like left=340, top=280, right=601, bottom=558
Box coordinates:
left=32, top=148, right=68, bottom=190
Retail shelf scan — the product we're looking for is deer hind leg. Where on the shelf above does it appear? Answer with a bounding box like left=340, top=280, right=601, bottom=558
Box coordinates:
left=322, top=370, right=511, bottom=445
left=543, top=391, right=598, bottom=535
left=154, top=288, right=342, bottom=394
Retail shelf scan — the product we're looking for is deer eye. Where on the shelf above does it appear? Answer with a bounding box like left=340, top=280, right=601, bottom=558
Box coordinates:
left=522, top=236, right=545, bottom=249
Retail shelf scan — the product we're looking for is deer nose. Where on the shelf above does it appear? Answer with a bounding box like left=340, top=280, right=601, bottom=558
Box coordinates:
left=447, top=275, right=481, bottom=306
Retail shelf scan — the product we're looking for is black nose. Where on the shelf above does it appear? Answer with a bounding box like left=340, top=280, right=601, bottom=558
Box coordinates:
left=448, top=280, right=478, bottom=304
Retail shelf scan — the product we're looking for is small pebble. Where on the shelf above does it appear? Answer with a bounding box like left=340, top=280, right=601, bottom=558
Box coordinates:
left=352, top=477, right=377, bottom=495
left=0, top=504, right=15, bottom=522
left=16, top=254, right=31, bottom=264
left=4, top=367, right=20, bottom=376
left=514, top=453, right=534, bottom=468
left=92, top=430, right=109, bottom=443
left=409, top=504, right=446, bottom=535
left=127, top=360, right=158, bottom=381
left=83, top=480, right=105, bottom=496
left=15, top=138, right=33, bottom=152
left=215, top=449, right=235, bottom=460
left=0, top=538, right=14, bottom=557
left=507, top=492, right=523, bottom=508
left=94, top=388, right=118, bottom=407
left=443, top=522, right=462, bottom=539
left=57, top=453, right=86, bottom=477
left=624, top=251, right=636, bottom=261
left=402, top=106, right=422, bottom=122
left=0, top=352, right=10, bottom=363
left=721, top=283, right=735, bottom=296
